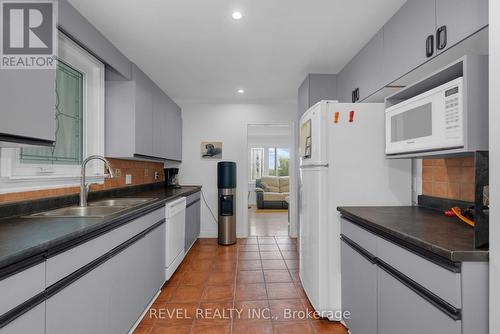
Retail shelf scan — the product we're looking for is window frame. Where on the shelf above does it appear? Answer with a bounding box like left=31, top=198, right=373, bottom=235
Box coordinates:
left=248, top=145, right=290, bottom=181
left=0, top=33, right=105, bottom=194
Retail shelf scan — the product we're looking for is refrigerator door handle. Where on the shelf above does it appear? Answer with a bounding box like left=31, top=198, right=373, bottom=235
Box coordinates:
left=299, top=163, right=329, bottom=169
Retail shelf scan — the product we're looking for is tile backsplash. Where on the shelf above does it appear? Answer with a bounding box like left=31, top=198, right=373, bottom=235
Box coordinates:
left=0, top=158, right=165, bottom=204
left=421, top=157, right=475, bottom=202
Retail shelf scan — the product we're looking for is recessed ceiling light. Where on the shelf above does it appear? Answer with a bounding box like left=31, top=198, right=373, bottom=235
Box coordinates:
left=232, top=11, right=243, bottom=20
left=237, top=89, right=245, bottom=94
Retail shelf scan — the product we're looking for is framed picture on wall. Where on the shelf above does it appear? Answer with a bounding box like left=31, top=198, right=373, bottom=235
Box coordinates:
left=201, top=141, right=223, bottom=159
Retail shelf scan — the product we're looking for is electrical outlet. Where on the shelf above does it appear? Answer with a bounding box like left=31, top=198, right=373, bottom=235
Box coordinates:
left=154, top=171, right=160, bottom=180
left=125, top=174, right=132, bottom=185
left=144, top=168, right=149, bottom=177
left=114, top=168, right=122, bottom=177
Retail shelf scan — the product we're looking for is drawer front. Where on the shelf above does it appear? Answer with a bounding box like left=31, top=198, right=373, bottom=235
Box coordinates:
left=378, top=268, right=461, bottom=334
left=0, top=263, right=45, bottom=315
left=107, top=208, right=164, bottom=250
left=0, top=302, right=45, bottom=334
left=377, top=237, right=461, bottom=308
left=46, top=208, right=164, bottom=286
left=186, top=192, right=200, bottom=206
left=340, top=218, right=377, bottom=255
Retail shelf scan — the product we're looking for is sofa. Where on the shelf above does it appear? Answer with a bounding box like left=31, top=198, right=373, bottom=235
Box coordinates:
left=255, top=176, right=289, bottom=209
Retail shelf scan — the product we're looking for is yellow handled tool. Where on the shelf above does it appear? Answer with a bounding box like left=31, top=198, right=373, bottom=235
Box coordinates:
left=451, top=207, right=475, bottom=227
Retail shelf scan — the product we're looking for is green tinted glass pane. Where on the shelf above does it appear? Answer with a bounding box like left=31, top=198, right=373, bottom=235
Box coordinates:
left=20, top=61, right=84, bottom=165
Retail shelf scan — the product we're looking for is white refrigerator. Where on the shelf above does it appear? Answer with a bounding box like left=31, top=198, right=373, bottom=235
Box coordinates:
left=298, top=100, right=412, bottom=320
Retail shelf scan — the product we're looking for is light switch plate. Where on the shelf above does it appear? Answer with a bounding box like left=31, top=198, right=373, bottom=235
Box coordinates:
left=125, top=174, right=132, bottom=185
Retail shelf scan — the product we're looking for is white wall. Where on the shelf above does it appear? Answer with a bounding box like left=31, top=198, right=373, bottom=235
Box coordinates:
left=490, top=0, right=500, bottom=331
left=179, top=101, right=297, bottom=238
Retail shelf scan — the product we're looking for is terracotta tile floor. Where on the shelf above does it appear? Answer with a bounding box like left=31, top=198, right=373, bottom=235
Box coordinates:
left=134, top=237, right=348, bottom=334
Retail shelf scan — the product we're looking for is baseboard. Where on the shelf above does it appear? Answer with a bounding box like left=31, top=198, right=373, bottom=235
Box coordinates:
left=127, top=289, right=161, bottom=334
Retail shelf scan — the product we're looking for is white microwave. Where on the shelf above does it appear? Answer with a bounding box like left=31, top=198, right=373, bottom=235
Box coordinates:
left=385, top=77, right=464, bottom=155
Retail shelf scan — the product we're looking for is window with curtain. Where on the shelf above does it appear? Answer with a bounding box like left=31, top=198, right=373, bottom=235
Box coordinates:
left=249, top=147, right=289, bottom=180
left=250, top=148, right=264, bottom=181
left=20, top=61, right=84, bottom=165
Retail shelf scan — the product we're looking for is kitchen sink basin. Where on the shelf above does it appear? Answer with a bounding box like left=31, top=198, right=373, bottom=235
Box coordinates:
left=88, top=198, right=155, bottom=207
left=30, top=206, right=128, bottom=218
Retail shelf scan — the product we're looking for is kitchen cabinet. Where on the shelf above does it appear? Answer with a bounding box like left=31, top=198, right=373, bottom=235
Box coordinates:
left=297, top=74, right=337, bottom=118
left=435, top=0, right=488, bottom=54
left=185, top=192, right=201, bottom=251
left=377, top=267, right=461, bottom=334
left=0, top=303, right=45, bottom=334
left=338, top=29, right=384, bottom=102
left=46, top=221, right=165, bottom=334
left=340, top=218, right=488, bottom=334
left=108, top=223, right=165, bottom=333
left=0, top=69, right=56, bottom=146
left=152, top=85, right=183, bottom=161
left=58, top=0, right=132, bottom=79
left=46, top=259, right=111, bottom=334
left=106, top=64, right=182, bottom=161
left=382, top=0, right=436, bottom=85
left=340, top=239, right=377, bottom=334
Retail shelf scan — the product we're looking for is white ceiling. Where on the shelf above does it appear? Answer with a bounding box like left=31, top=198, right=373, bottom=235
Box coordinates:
left=68, top=0, right=406, bottom=103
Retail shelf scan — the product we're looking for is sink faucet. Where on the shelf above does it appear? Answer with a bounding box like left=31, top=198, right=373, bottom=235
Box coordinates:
left=80, top=155, right=115, bottom=207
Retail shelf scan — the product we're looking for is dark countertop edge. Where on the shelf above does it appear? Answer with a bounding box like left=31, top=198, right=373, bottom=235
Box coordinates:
left=0, top=186, right=201, bottom=277
left=337, top=207, right=489, bottom=264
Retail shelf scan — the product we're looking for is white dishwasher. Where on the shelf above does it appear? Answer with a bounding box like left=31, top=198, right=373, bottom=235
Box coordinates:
left=165, top=197, right=186, bottom=281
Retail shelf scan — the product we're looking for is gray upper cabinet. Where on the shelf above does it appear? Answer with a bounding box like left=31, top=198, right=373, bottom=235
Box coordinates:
left=58, top=0, right=132, bottom=79
left=153, top=85, right=182, bottom=161
left=106, top=64, right=182, bottom=161
left=297, top=74, right=337, bottom=118
left=0, top=69, right=56, bottom=145
left=435, top=0, right=488, bottom=54
left=382, top=0, right=436, bottom=86
left=338, top=29, right=384, bottom=102
left=132, top=65, right=154, bottom=157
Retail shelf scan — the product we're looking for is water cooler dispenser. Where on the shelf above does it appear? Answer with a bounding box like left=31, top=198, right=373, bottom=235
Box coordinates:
left=217, top=161, right=236, bottom=245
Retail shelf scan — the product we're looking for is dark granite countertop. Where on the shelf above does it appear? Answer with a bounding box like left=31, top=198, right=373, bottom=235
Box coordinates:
left=337, top=206, right=489, bottom=262
left=0, top=185, right=201, bottom=274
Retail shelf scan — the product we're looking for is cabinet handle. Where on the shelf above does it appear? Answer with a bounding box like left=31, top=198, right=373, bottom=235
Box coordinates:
left=436, top=25, right=447, bottom=50
left=355, top=88, right=360, bottom=102
left=426, top=35, right=434, bottom=57
left=351, top=90, right=356, bottom=103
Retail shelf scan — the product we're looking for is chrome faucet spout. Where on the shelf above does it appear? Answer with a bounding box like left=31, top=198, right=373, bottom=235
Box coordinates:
left=80, top=155, right=114, bottom=207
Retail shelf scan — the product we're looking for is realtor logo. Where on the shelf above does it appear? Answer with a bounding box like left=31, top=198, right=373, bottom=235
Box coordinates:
left=0, top=0, right=57, bottom=69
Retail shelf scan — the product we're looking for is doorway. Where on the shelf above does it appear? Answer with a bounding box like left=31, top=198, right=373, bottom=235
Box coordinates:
left=246, top=123, right=295, bottom=237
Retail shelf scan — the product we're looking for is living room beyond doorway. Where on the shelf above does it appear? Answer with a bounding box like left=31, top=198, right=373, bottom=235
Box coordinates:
left=247, top=124, right=292, bottom=236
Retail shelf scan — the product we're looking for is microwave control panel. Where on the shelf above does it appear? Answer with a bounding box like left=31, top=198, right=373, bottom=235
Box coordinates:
left=444, top=86, right=461, bottom=139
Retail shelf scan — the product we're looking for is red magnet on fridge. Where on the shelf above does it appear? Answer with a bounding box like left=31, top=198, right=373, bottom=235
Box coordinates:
left=349, top=110, right=355, bottom=123
left=334, top=112, right=339, bottom=124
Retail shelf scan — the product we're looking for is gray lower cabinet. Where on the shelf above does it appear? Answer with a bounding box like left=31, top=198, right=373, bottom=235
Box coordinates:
left=0, top=303, right=45, bottom=334
left=106, top=64, right=182, bottom=161
left=436, top=0, right=488, bottom=53
left=377, top=268, right=461, bottom=334
left=185, top=192, right=201, bottom=251
left=46, top=260, right=111, bottom=334
left=0, top=69, right=56, bottom=145
left=382, top=0, right=436, bottom=85
left=108, top=223, right=165, bottom=333
left=45, top=222, right=165, bottom=334
left=340, top=240, right=377, bottom=334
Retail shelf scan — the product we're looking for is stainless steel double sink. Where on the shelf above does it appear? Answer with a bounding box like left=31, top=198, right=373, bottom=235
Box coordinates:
left=29, top=198, right=156, bottom=218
